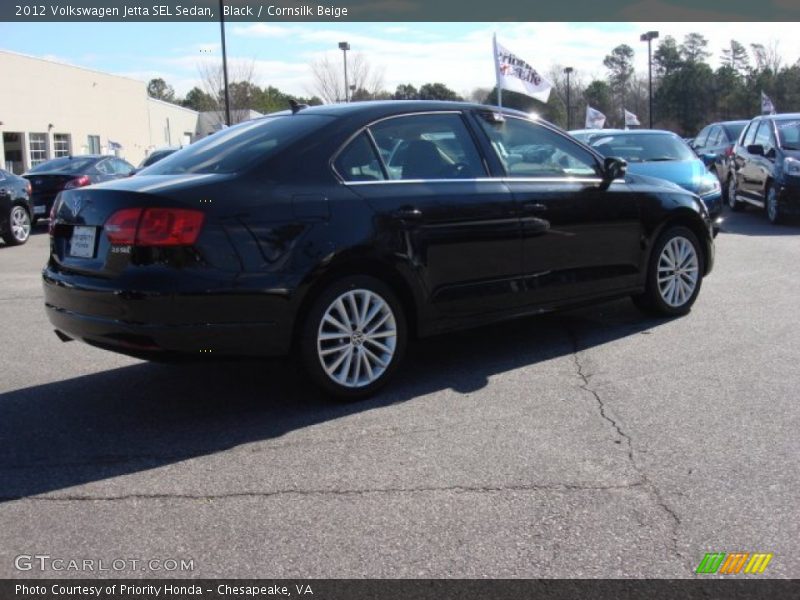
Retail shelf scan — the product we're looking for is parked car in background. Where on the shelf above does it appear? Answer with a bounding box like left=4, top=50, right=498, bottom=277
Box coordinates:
left=690, top=120, right=749, bottom=193
left=23, top=155, right=135, bottom=223
left=132, top=147, right=181, bottom=174
left=727, top=113, right=800, bottom=224
left=44, top=101, right=714, bottom=399
left=589, top=129, right=723, bottom=218
left=0, top=168, right=33, bottom=245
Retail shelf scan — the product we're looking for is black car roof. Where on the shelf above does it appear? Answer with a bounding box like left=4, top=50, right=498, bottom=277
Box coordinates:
left=269, top=100, right=533, bottom=121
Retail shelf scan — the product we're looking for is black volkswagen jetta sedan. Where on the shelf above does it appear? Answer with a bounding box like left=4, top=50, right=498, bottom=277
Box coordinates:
left=44, top=101, right=715, bottom=399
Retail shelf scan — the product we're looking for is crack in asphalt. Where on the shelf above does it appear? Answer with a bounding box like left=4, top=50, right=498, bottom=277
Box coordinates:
left=562, top=319, right=686, bottom=568
left=0, top=481, right=644, bottom=503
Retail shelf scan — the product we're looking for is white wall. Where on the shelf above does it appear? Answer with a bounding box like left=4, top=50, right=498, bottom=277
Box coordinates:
left=0, top=50, right=199, bottom=171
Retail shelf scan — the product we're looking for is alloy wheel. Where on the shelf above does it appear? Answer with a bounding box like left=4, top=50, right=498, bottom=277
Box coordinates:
left=657, top=236, right=699, bottom=308
left=10, top=206, right=31, bottom=242
left=316, top=289, right=398, bottom=388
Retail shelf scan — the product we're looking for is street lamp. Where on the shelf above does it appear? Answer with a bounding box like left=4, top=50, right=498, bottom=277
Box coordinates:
left=219, top=0, right=231, bottom=127
left=640, top=30, right=659, bottom=128
left=338, top=41, right=350, bottom=103
left=563, top=67, right=574, bottom=130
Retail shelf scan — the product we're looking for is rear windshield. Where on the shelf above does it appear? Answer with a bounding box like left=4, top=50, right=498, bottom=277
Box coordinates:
left=28, top=157, right=97, bottom=174
left=723, top=122, right=747, bottom=140
left=142, top=115, right=331, bottom=175
left=590, top=133, right=695, bottom=162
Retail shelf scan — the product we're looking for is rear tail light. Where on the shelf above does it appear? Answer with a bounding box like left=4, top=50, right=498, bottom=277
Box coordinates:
left=724, top=145, right=734, bottom=157
left=105, top=208, right=205, bottom=246
left=63, top=175, right=91, bottom=190
left=48, top=196, right=60, bottom=234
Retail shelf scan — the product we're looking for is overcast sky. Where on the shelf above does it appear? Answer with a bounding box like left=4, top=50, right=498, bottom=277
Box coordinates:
left=1, top=22, right=798, bottom=99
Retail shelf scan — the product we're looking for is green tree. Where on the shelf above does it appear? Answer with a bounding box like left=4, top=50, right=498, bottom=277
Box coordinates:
left=583, top=80, right=613, bottom=126
left=393, top=84, right=419, bottom=100
left=182, top=87, right=215, bottom=111
left=147, top=78, right=176, bottom=102
left=680, top=33, right=710, bottom=64
left=603, top=44, right=634, bottom=118
left=721, top=40, right=750, bottom=75
left=654, top=36, right=683, bottom=77
left=418, top=83, right=462, bottom=101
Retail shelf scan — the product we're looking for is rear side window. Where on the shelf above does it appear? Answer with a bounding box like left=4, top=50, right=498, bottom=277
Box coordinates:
left=706, top=126, right=723, bottom=147
left=28, top=157, right=96, bottom=174
left=368, top=113, right=486, bottom=180
left=754, top=121, right=775, bottom=153
left=694, top=126, right=712, bottom=148
left=335, top=133, right=385, bottom=182
left=144, top=115, right=330, bottom=175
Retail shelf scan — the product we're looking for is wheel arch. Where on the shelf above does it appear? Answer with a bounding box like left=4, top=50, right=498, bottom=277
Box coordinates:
left=291, top=252, right=423, bottom=350
left=648, top=210, right=713, bottom=276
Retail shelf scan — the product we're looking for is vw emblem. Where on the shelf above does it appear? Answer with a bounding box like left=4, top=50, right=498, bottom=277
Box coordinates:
left=69, top=195, right=84, bottom=216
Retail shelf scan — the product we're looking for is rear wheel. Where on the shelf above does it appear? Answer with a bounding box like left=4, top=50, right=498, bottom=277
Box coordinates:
left=727, top=176, right=744, bottom=212
left=2, top=205, right=31, bottom=245
left=633, top=226, right=703, bottom=317
left=300, top=275, right=407, bottom=400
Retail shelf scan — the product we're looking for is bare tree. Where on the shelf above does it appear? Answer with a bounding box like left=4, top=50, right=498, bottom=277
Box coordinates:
left=750, top=41, right=782, bottom=74
left=308, top=52, right=386, bottom=103
left=198, top=59, right=257, bottom=126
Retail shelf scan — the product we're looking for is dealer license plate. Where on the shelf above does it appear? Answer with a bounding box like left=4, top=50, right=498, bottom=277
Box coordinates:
left=69, top=226, right=97, bottom=258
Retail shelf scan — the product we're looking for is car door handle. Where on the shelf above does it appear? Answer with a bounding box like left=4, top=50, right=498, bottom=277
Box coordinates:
left=521, top=202, right=548, bottom=213
left=392, top=207, right=423, bottom=221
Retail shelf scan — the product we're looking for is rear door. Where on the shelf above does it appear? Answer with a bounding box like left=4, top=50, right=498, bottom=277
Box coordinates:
left=472, top=114, right=642, bottom=306
left=336, top=111, right=522, bottom=315
left=739, top=120, right=774, bottom=203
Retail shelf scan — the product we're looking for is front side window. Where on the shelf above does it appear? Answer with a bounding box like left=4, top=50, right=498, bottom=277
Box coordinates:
left=28, top=133, right=47, bottom=167
left=753, top=121, right=775, bottom=154
left=742, top=122, right=759, bottom=147
left=369, top=113, right=486, bottom=180
left=479, top=116, right=599, bottom=177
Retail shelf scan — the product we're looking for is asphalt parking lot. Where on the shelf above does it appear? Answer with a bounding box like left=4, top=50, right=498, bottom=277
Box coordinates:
left=1, top=210, right=798, bottom=579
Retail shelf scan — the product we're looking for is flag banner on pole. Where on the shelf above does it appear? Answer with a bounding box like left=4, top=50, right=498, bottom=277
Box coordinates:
left=761, top=91, right=776, bottom=115
left=493, top=35, right=552, bottom=103
left=624, top=109, right=640, bottom=127
left=108, top=140, right=123, bottom=150
left=585, top=106, right=606, bottom=129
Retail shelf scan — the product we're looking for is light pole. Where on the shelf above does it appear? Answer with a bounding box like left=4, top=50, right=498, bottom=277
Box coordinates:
left=640, top=30, right=659, bottom=128
left=338, top=41, right=350, bottom=102
left=219, top=0, right=231, bottom=127
left=564, top=67, right=574, bottom=130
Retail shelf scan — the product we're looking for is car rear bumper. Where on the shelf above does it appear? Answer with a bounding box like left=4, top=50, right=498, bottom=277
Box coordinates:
left=43, top=267, right=294, bottom=359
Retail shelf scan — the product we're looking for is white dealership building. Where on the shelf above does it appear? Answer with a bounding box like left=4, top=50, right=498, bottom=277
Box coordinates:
left=0, top=50, right=202, bottom=173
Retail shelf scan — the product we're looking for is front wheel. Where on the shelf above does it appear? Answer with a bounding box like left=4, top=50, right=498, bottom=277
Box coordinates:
left=766, top=185, right=783, bottom=225
left=633, top=226, right=704, bottom=317
left=2, top=205, right=31, bottom=245
left=299, top=275, right=407, bottom=401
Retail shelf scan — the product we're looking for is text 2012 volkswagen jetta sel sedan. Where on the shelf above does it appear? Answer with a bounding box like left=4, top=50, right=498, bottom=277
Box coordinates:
left=44, top=101, right=715, bottom=399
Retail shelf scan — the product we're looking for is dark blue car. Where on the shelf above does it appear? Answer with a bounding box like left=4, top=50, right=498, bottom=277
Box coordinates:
left=590, top=130, right=723, bottom=218
left=728, top=113, right=800, bottom=224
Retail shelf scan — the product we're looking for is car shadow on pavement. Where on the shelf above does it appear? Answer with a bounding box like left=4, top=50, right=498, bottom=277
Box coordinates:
left=0, top=298, right=665, bottom=502
left=719, top=210, right=799, bottom=236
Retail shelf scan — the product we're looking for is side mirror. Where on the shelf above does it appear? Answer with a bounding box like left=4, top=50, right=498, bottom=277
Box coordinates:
left=746, top=144, right=764, bottom=156
left=601, top=156, right=627, bottom=189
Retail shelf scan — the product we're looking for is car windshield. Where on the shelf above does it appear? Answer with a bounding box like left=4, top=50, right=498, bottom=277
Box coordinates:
left=775, top=119, right=800, bottom=150
left=28, top=157, right=97, bottom=174
left=590, top=133, right=695, bottom=162
left=142, top=115, right=331, bottom=175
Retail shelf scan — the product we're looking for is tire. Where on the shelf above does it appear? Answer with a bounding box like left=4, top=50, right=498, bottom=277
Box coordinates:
left=299, top=275, right=407, bottom=401
left=632, top=226, right=704, bottom=317
left=2, top=204, right=31, bottom=246
left=727, top=176, right=744, bottom=212
left=766, top=185, right=783, bottom=225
